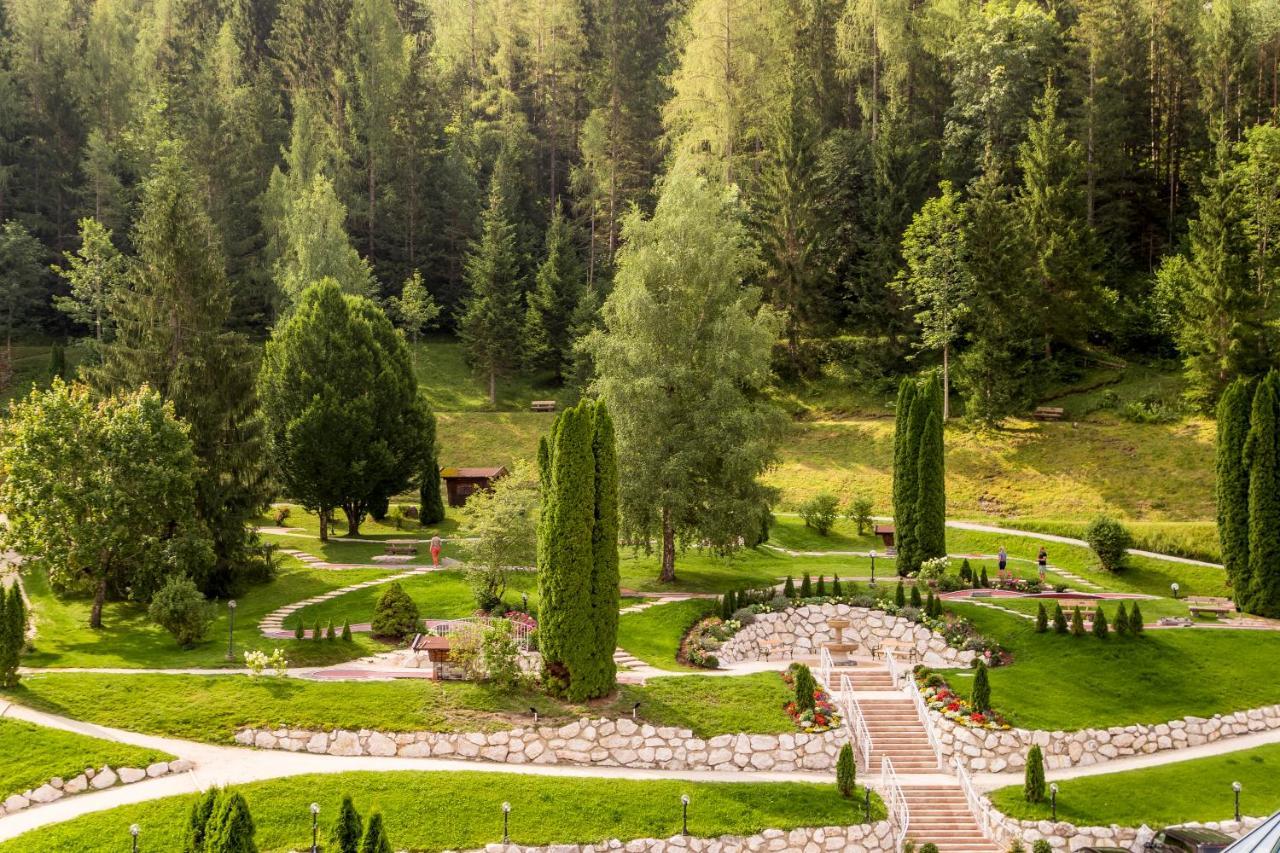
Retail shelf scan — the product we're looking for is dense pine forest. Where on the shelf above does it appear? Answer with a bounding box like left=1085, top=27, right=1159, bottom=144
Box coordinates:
left=0, top=0, right=1279, bottom=419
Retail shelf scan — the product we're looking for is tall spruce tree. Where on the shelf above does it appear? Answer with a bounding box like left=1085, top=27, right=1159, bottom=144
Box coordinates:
left=1217, top=377, right=1255, bottom=602
left=892, top=377, right=919, bottom=575
left=588, top=400, right=620, bottom=694
left=1245, top=373, right=1280, bottom=616
left=522, top=209, right=585, bottom=377
left=914, top=376, right=946, bottom=563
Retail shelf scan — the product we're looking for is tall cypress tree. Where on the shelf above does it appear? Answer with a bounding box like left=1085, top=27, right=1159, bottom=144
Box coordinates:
left=4, top=585, right=23, bottom=688
left=522, top=209, right=585, bottom=377
left=588, top=400, right=620, bottom=696
left=892, top=378, right=920, bottom=575
left=418, top=415, right=445, bottom=526
left=1217, top=377, right=1255, bottom=602
left=915, top=376, right=946, bottom=563
left=182, top=788, right=221, bottom=853
left=0, top=590, right=10, bottom=690
left=898, top=382, right=929, bottom=573
left=1246, top=373, right=1280, bottom=616
left=330, top=795, right=362, bottom=853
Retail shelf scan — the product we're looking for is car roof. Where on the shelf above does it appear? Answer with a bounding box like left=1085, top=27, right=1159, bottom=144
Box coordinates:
left=1165, top=828, right=1236, bottom=844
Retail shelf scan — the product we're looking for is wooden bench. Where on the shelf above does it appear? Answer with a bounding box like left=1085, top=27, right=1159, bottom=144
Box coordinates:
left=880, top=640, right=921, bottom=664
left=1051, top=600, right=1097, bottom=623
left=531, top=400, right=557, bottom=413
left=385, top=541, right=418, bottom=557
left=1186, top=596, right=1235, bottom=617
left=756, top=635, right=793, bottom=661
left=1033, top=407, right=1065, bottom=421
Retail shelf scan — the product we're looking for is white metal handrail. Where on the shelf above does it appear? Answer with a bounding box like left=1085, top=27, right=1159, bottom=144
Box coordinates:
left=429, top=615, right=535, bottom=649
left=880, top=755, right=910, bottom=851
left=839, top=673, right=874, bottom=769
left=904, top=672, right=945, bottom=769
left=953, top=757, right=999, bottom=842
left=819, top=646, right=834, bottom=690
left=885, top=647, right=901, bottom=686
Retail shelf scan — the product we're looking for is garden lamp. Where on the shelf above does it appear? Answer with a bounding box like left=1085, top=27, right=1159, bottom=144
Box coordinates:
left=681, top=794, right=690, bottom=835
left=1050, top=783, right=1059, bottom=821
left=530, top=706, right=539, bottom=723
left=130, top=824, right=140, bottom=853
left=502, top=801, right=511, bottom=842
left=310, top=802, right=320, bottom=853
left=863, top=788, right=871, bottom=822
left=226, top=599, right=237, bottom=661
left=522, top=593, right=529, bottom=611
left=1171, top=582, right=1180, bottom=599
left=869, top=551, right=877, bottom=586
left=633, top=701, right=642, bottom=720
left=1233, top=781, right=1242, bottom=821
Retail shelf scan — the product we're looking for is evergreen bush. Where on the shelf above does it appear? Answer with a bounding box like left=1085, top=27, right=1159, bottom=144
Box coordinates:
left=971, top=660, right=990, bottom=712
left=832, top=575, right=843, bottom=596
left=784, top=575, right=796, bottom=598
left=331, top=795, right=362, bottom=853
left=836, top=742, right=856, bottom=797
left=895, top=581, right=905, bottom=607
left=910, top=584, right=922, bottom=608
left=980, top=566, right=989, bottom=587
left=1035, top=602, right=1048, bottom=633
left=1053, top=603, right=1068, bottom=634
left=182, top=788, right=220, bottom=853
left=326, top=620, right=336, bottom=640
left=816, top=575, right=826, bottom=596
left=1085, top=516, right=1133, bottom=572
left=793, top=663, right=817, bottom=713
left=312, top=620, right=322, bottom=641
left=1114, top=601, right=1129, bottom=636
left=371, top=581, right=420, bottom=639
left=294, top=621, right=305, bottom=640
left=203, top=789, right=257, bottom=853
left=359, top=810, right=393, bottom=853
left=800, top=573, right=812, bottom=597
left=1024, top=745, right=1045, bottom=802
left=1092, top=606, right=1109, bottom=638
left=341, top=621, right=352, bottom=642
left=1033, top=841, right=1052, bottom=853
left=1129, top=602, right=1145, bottom=634
left=148, top=573, right=214, bottom=649
left=1070, top=606, right=1085, bottom=637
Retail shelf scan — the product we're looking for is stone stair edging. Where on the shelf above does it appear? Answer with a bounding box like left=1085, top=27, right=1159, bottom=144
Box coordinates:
left=233, top=717, right=844, bottom=772
left=718, top=603, right=976, bottom=669
left=933, top=702, right=1280, bottom=773
left=973, top=791, right=1264, bottom=850
left=0, top=759, right=194, bottom=818
left=462, top=820, right=897, bottom=852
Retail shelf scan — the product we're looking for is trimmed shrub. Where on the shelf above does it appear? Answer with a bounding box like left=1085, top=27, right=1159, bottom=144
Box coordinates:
left=832, top=575, right=843, bottom=596
left=800, top=573, right=813, bottom=597
left=979, top=566, right=989, bottom=588
left=971, top=660, right=990, bottom=712
left=370, top=581, right=420, bottom=640
left=1024, top=745, right=1046, bottom=802
left=1035, top=602, right=1048, bottom=633
left=816, top=576, right=827, bottom=596
left=925, top=590, right=936, bottom=616
left=331, top=795, right=362, bottom=853
left=959, top=559, right=972, bottom=582
left=359, top=809, right=393, bottom=853
left=148, top=574, right=215, bottom=649
left=799, top=492, right=840, bottom=535
left=1053, top=603, right=1068, bottom=634
left=909, top=584, right=922, bottom=608
left=1129, top=602, right=1145, bottom=634
left=312, top=620, right=322, bottom=641
left=1070, top=606, right=1085, bottom=637
left=294, top=621, right=305, bottom=640
left=1092, top=606, right=1109, bottom=638
left=341, top=620, right=352, bottom=642
left=203, top=789, right=256, bottom=853
left=326, top=620, right=336, bottom=641
left=836, top=742, right=856, bottom=797
left=895, top=581, right=905, bottom=607
left=182, top=788, right=220, bottom=853
left=1114, top=601, right=1129, bottom=636
left=784, top=575, right=796, bottom=598
left=1085, top=516, right=1133, bottom=572
left=793, top=663, right=817, bottom=713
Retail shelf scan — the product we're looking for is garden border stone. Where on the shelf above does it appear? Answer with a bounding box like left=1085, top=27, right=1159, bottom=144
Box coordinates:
left=0, top=759, right=193, bottom=817
left=463, top=819, right=897, bottom=852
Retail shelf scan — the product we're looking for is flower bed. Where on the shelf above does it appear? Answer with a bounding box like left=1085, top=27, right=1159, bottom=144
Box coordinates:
left=678, top=616, right=740, bottom=669
left=781, top=665, right=843, bottom=734
left=915, top=666, right=1010, bottom=731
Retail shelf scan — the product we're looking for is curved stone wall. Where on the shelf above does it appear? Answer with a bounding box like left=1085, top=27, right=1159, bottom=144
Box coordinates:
left=462, top=821, right=897, bottom=852
left=718, top=603, right=976, bottom=669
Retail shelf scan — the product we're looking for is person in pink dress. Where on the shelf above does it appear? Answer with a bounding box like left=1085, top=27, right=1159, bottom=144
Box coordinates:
left=430, top=535, right=442, bottom=567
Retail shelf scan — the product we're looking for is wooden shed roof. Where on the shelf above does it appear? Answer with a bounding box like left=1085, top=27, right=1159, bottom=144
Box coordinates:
left=440, top=466, right=507, bottom=479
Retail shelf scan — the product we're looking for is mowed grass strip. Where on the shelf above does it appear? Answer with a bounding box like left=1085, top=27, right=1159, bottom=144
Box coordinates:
left=0, top=770, right=885, bottom=853
left=940, top=604, right=1280, bottom=730
left=617, top=598, right=716, bottom=670
left=3, top=672, right=799, bottom=742
left=989, top=742, right=1280, bottom=827
left=0, top=718, right=174, bottom=800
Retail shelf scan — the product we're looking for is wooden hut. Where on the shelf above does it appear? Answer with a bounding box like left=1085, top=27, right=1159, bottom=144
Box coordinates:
left=440, top=466, right=508, bottom=507
left=873, top=523, right=896, bottom=548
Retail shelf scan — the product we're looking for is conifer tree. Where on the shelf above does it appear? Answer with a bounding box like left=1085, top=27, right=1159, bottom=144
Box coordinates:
left=801, top=573, right=812, bottom=597
left=183, top=788, right=221, bottom=853
left=1114, top=601, right=1129, bottom=636
left=1129, top=603, right=1144, bottom=634
left=203, top=789, right=257, bottom=853
left=971, top=660, right=991, bottom=712
left=331, top=795, right=362, bottom=853
left=359, top=810, right=393, bottom=853
left=523, top=210, right=585, bottom=376
left=0, top=593, right=9, bottom=690
left=1024, top=745, right=1045, bottom=802
left=784, top=575, right=796, bottom=598
left=1246, top=373, right=1280, bottom=616
left=1070, top=606, right=1085, bottom=636
left=461, top=168, right=524, bottom=407
left=816, top=575, right=826, bottom=596
left=914, top=377, right=946, bottom=563
left=419, top=437, right=445, bottom=526
left=909, top=584, right=922, bottom=608
left=895, top=580, right=905, bottom=607
left=341, top=621, right=352, bottom=642
left=1053, top=603, right=1068, bottom=633
left=832, top=575, right=843, bottom=597
left=892, top=378, right=920, bottom=574
left=1217, top=377, right=1256, bottom=602
left=588, top=401, right=621, bottom=693
left=1035, top=602, right=1048, bottom=633
left=1092, top=606, right=1109, bottom=638
left=836, top=742, right=856, bottom=797
left=793, top=663, right=818, bottom=712
left=980, top=566, right=989, bottom=588
left=0, top=585, right=19, bottom=688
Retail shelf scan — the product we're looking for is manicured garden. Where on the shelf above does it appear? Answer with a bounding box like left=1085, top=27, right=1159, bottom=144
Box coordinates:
left=990, top=742, right=1280, bottom=827
left=2, top=672, right=799, bottom=743
left=616, top=598, right=716, bottom=669
left=0, top=718, right=174, bottom=801
left=0, top=770, right=883, bottom=853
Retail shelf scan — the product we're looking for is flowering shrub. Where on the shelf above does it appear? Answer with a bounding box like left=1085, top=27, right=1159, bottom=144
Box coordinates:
left=244, top=648, right=288, bottom=677
left=915, top=669, right=1010, bottom=730
left=995, top=576, right=1044, bottom=593
left=503, top=610, right=537, bottom=632
left=919, top=556, right=950, bottom=581
left=679, top=616, right=733, bottom=668
left=780, top=666, right=843, bottom=733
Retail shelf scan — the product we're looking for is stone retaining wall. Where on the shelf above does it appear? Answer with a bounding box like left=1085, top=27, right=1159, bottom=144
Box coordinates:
left=0, top=759, right=193, bottom=817
left=234, top=717, right=844, bottom=771
left=934, top=703, right=1280, bottom=773
left=718, top=604, right=976, bottom=669
left=462, top=821, right=897, bottom=852
left=975, top=793, right=1262, bottom=850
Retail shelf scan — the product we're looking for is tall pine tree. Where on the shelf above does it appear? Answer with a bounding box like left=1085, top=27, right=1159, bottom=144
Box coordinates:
left=1217, top=376, right=1255, bottom=603
left=461, top=167, right=524, bottom=406
left=914, top=376, right=946, bottom=562
left=1245, top=373, right=1280, bottom=616
left=522, top=208, right=585, bottom=377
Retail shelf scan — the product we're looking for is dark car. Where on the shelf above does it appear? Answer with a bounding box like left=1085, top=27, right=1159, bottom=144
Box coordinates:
left=1146, top=827, right=1236, bottom=853
left=1078, top=848, right=1132, bottom=853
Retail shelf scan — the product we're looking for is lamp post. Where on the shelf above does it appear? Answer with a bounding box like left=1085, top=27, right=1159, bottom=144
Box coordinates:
left=1233, top=781, right=1242, bottom=822
left=863, top=788, right=871, bottom=822
left=226, top=599, right=237, bottom=661
left=310, top=802, right=320, bottom=853
left=502, top=802, right=511, bottom=842
left=521, top=593, right=528, bottom=612
left=529, top=706, right=539, bottom=723
left=1050, top=784, right=1058, bottom=822
left=130, top=824, right=140, bottom=853
left=632, top=702, right=641, bottom=720
left=869, top=551, right=877, bottom=586
left=681, top=794, right=690, bottom=836
left=1171, top=582, right=1180, bottom=600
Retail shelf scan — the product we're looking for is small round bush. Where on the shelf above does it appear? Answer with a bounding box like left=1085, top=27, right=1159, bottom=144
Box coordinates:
left=731, top=607, right=756, bottom=626
left=370, top=581, right=421, bottom=640
left=1085, top=516, right=1133, bottom=572
left=148, top=573, right=214, bottom=649
left=799, top=493, right=840, bottom=536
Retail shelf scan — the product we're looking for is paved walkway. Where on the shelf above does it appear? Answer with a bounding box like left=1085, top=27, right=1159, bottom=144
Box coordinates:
left=946, top=520, right=1223, bottom=569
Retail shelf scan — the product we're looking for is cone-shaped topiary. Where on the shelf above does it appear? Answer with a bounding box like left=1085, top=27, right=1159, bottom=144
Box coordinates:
left=182, top=787, right=220, bottom=853
left=1070, top=606, right=1085, bottom=637
left=294, top=621, right=305, bottom=640
left=910, top=584, right=922, bottom=608
left=203, top=789, right=257, bottom=853
left=960, top=558, right=972, bottom=582
left=331, top=795, right=363, bottom=853
left=1035, top=603, right=1048, bottom=633
left=800, top=573, right=812, bottom=597
left=1024, top=745, right=1046, bottom=803
left=1129, top=602, right=1145, bottom=634
left=793, top=663, right=817, bottom=713
left=371, top=581, right=420, bottom=640
left=312, top=620, right=322, bottom=641
left=359, top=810, right=393, bottom=853
left=341, top=620, right=352, bottom=642
left=895, top=581, right=905, bottom=607
left=980, top=566, right=989, bottom=588
left=816, top=576, right=826, bottom=596
left=832, top=575, right=843, bottom=597
left=836, top=742, right=856, bottom=797
left=326, top=620, right=336, bottom=641
left=1053, top=603, right=1068, bottom=634
left=1113, top=602, right=1129, bottom=636
left=1092, top=606, right=1109, bottom=638
left=784, top=575, right=796, bottom=598
left=971, top=660, right=991, bottom=713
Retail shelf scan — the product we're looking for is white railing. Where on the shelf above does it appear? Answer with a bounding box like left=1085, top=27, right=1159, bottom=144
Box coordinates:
left=953, top=757, right=999, bottom=842
left=819, top=646, right=834, bottom=690
left=885, top=647, right=901, bottom=686
left=903, top=673, right=945, bottom=769
left=840, top=673, right=874, bottom=770
left=880, top=756, right=910, bottom=851
left=427, top=616, right=535, bottom=649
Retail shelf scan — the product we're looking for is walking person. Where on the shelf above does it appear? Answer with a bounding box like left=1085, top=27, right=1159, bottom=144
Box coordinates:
left=997, top=545, right=1008, bottom=583
left=1037, top=545, right=1048, bottom=584
left=430, top=534, right=442, bottom=567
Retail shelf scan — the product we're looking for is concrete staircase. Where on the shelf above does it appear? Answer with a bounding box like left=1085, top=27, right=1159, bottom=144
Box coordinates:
left=859, top=696, right=944, bottom=774
left=901, top=785, right=1000, bottom=853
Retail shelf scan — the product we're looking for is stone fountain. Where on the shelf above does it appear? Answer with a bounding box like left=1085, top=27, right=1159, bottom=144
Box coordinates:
left=825, top=616, right=859, bottom=665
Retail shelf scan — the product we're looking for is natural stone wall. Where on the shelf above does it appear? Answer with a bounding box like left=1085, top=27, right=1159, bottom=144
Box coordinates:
left=975, top=792, right=1262, bottom=850
left=935, top=703, right=1280, bottom=773
left=461, top=821, right=897, bottom=852
left=234, top=717, right=844, bottom=771
left=718, top=603, right=976, bottom=669
left=0, top=759, right=193, bottom=817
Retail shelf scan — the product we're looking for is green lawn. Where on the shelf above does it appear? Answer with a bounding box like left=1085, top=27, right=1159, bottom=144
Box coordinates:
left=995, top=518, right=1221, bottom=564
left=990, top=742, right=1280, bottom=827
left=21, top=561, right=391, bottom=669
left=0, top=718, right=173, bottom=800
left=411, top=337, right=558, bottom=413
left=3, top=672, right=798, bottom=743
left=0, top=770, right=883, bottom=853
left=617, top=598, right=717, bottom=669
left=257, top=502, right=471, bottom=539
left=285, top=570, right=539, bottom=629
left=988, top=595, right=1194, bottom=623
left=940, top=604, right=1280, bottom=730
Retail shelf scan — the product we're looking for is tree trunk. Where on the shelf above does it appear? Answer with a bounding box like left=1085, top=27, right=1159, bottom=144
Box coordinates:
left=343, top=503, right=362, bottom=537
left=659, top=506, right=676, bottom=584
left=318, top=508, right=330, bottom=543
left=90, top=578, right=107, bottom=629
left=489, top=368, right=497, bottom=406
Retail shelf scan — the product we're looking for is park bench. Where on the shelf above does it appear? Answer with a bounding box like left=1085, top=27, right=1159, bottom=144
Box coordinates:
left=384, top=541, right=417, bottom=557
left=531, top=400, right=557, bottom=413
left=1053, top=599, right=1097, bottom=623
left=1186, top=596, right=1235, bottom=617
left=756, top=635, right=793, bottom=661
left=1033, top=406, right=1065, bottom=421
left=880, top=639, right=921, bottom=664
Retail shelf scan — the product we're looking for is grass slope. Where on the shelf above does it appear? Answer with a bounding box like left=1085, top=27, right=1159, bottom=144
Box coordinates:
left=0, top=770, right=884, bottom=853
left=617, top=599, right=717, bottom=670
left=990, top=742, right=1280, bottom=827
left=3, top=672, right=799, bottom=742
left=0, top=718, right=173, bottom=800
